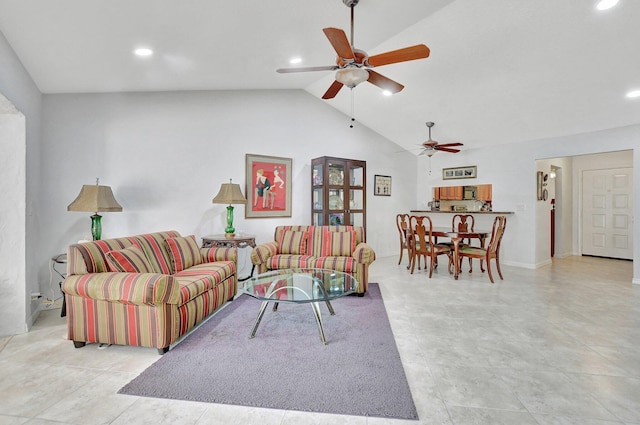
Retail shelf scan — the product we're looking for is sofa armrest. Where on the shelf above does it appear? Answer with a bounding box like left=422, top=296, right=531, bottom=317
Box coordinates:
left=62, top=273, right=180, bottom=306
left=250, top=241, right=278, bottom=265
left=200, top=247, right=238, bottom=263
left=353, top=242, right=376, bottom=265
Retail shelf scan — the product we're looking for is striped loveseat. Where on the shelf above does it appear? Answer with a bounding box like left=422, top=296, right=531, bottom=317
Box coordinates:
left=250, top=225, right=375, bottom=295
left=62, top=230, right=237, bottom=354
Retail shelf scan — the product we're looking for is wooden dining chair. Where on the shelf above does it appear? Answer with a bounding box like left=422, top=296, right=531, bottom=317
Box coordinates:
left=452, top=214, right=477, bottom=272
left=409, top=215, right=452, bottom=277
left=458, top=216, right=507, bottom=283
left=395, top=214, right=411, bottom=268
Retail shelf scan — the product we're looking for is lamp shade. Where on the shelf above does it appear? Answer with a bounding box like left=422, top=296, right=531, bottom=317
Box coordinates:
left=212, top=181, right=247, bottom=205
left=67, top=184, right=123, bottom=213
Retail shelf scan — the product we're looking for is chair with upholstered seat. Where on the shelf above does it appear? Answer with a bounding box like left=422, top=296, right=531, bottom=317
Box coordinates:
left=395, top=213, right=411, bottom=268
left=458, top=215, right=507, bottom=283
left=452, top=214, right=477, bottom=272
left=409, top=215, right=452, bottom=277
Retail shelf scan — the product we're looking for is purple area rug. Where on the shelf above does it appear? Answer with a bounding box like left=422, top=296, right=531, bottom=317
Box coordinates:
left=118, top=283, right=418, bottom=420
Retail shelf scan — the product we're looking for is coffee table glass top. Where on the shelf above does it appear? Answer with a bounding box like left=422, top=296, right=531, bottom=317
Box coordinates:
left=243, top=268, right=359, bottom=303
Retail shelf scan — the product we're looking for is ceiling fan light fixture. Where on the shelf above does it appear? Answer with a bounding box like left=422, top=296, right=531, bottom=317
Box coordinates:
left=335, top=68, right=369, bottom=88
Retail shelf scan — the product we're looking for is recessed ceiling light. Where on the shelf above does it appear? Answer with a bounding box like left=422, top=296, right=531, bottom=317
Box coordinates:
left=596, top=0, right=619, bottom=11
left=289, top=57, right=302, bottom=65
left=626, top=89, right=640, bottom=98
left=134, top=48, right=153, bottom=57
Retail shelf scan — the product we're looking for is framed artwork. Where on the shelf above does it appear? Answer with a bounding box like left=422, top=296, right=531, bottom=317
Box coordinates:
left=442, top=165, right=477, bottom=180
left=374, top=174, right=392, bottom=196
left=245, top=154, right=292, bottom=218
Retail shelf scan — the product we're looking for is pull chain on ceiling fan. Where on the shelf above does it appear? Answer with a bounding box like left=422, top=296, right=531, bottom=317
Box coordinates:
left=276, top=0, right=431, bottom=101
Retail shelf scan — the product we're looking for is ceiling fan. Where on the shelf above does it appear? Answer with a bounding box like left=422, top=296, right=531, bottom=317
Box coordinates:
left=276, top=0, right=431, bottom=100
left=420, top=122, right=463, bottom=157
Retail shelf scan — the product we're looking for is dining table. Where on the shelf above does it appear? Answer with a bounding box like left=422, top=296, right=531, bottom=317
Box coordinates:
left=431, top=227, right=490, bottom=280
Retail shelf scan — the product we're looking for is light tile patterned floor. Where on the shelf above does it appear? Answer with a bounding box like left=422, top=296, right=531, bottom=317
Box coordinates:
left=0, top=255, right=638, bottom=425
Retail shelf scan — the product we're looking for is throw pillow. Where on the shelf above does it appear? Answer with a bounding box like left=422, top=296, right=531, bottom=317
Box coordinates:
left=105, top=245, right=154, bottom=273
left=322, top=229, right=357, bottom=256
left=165, top=235, right=202, bottom=273
left=278, top=230, right=309, bottom=255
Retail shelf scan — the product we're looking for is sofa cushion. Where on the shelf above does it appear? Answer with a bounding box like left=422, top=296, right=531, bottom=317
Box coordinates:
left=314, top=256, right=356, bottom=273
left=165, top=235, right=202, bottom=273
left=173, top=261, right=236, bottom=303
left=68, top=237, right=140, bottom=274
left=322, top=229, right=357, bottom=256
left=267, top=254, right=316, bottom=271
left=135, top=231, right=181, bottom=274
left=274, top=226, right=313, bottom=255
left=105, top=246, right=154, bottom=273
left=278, top=230, right=309, bottom=255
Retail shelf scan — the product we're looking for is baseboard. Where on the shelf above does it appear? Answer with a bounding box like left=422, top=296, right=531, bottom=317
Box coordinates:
left=501, top=260, right=543, bottom=269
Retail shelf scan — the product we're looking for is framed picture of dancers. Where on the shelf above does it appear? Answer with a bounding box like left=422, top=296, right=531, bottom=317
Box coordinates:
left=245, top=154, right=292, bottom=218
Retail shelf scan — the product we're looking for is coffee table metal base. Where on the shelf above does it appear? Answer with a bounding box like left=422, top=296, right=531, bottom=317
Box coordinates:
left=248, top=285, right=335, bottom=345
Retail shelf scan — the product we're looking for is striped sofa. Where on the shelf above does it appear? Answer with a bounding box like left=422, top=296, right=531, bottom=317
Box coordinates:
left=250, top=225, right=375, bottom=295
left=62, top=230, right=237, bottom=354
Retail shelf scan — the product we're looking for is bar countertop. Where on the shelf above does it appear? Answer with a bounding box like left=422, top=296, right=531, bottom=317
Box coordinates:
left=410, top=210, right=514, bottom=214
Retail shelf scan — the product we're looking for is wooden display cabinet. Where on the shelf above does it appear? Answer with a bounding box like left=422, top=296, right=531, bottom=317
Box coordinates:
left=312, top=156, right=366, bottom=233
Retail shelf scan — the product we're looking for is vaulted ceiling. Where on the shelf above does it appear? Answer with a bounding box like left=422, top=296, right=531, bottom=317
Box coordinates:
left=1, top=0, right=638, bottom=153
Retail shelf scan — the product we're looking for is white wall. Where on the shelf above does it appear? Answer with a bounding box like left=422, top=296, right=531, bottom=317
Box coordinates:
left=38, top=89, right=418, bottom=299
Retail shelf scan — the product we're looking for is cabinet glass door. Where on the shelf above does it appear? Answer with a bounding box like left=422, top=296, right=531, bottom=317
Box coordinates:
left=350, top=164, right=364, bottom=187
left=312, top=189, right=323, bottom=211
left=312, top=163, right=323, bottom=186
left=328, top=189, right=344, bottom=210
left=328, top=163, right=345, bottom=186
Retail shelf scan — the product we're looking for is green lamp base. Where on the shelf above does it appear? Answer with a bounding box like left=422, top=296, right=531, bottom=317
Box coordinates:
left=225, top=205, right=235, bottom=237
left=90, top=214, right=102, bottom=241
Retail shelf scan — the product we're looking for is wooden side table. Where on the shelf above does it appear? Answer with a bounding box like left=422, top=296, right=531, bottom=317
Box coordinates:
left=202, top=234, right=256, bottom=281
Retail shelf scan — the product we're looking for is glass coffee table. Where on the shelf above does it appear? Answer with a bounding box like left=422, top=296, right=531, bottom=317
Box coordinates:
left=243, top=268, right=359, bottom=345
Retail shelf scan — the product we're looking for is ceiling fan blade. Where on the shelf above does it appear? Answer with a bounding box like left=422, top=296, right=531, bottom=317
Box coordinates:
left=322, top=80, right=344, bottom=99
left=435, top=147, right=461, bottom=153
left=323, top=28, right=355, bottom=61
left=366, top=70, right=404, bottom=94
left=367, top=44, right=430, bottom=67
left=276, top=65, right=338, bottom=74
left=437, top=142, right=464, bottom=148
left=422, top=141, right=438, bottom=147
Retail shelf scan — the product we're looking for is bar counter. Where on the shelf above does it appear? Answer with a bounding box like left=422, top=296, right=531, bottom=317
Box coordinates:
left=410, top=210, right=514, bottom=214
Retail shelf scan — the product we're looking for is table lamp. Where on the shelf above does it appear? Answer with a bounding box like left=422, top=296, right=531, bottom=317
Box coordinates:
left=67, top=178, right=123, bottom=240
left=212, top=178, right=247, bottom=238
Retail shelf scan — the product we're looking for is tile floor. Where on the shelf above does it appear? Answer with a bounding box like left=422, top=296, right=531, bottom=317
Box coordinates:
left=0, top=255, right=639, bottom=425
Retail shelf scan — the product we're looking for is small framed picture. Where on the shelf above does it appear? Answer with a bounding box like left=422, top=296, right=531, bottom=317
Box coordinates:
left=442, top=166, right=477, bottom=180
left=374, top=175, right=391, bottom=196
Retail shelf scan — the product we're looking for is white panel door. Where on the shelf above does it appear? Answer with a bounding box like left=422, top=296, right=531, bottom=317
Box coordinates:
left=582, top=168, right=633, bottom=259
